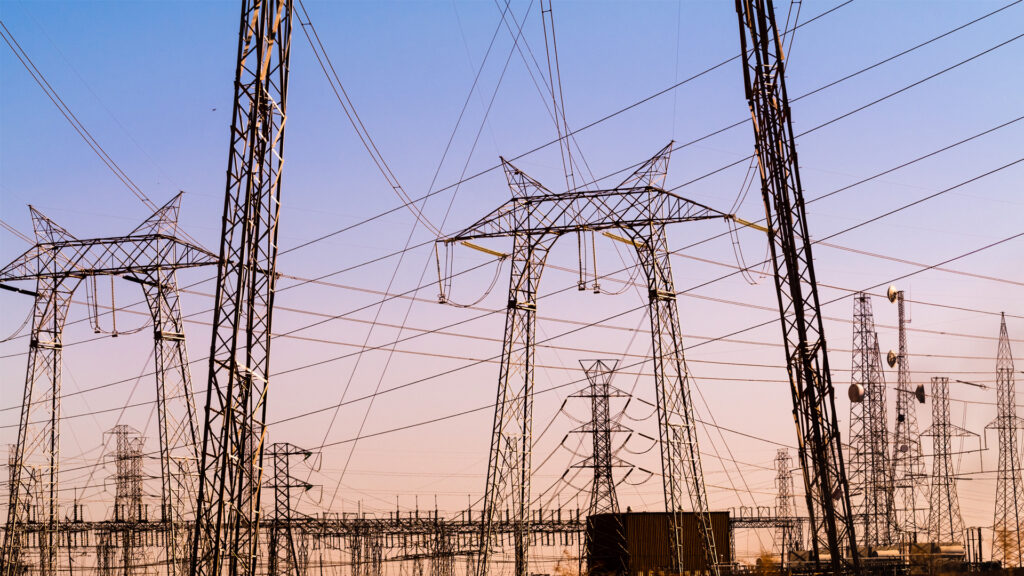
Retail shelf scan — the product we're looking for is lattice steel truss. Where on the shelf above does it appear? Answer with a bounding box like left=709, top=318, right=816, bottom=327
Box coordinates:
left=188, top=1, right=292, bottom=575
left=848, top=295, right=897, bottom=548
left=267, top=443, right=313, bottom=576
left=734, top=0, right=859, bottom=571
left=571, top=360, right=630, bottom=517
left=108, top=425, right=148, bottom=572
left=924, top=377, right=970, bottom=545
left=987, top=314, right=1023, bottom=566
left=888, top=288, right=927, bottom=544
left=775, top=449, right=803, bottom=559
left=442, top=145, right=727, bottom=576
left=572, top=360, right=629, bottom=576
left=0, top=196, right=214, bottom=576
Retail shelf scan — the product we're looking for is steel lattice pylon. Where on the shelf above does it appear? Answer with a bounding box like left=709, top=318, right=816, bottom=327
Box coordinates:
left=267, top=444, right=313, bottom=576
left=107, top=425, right=148, bottom=573
left=888, top=288, right=927, bottom=544
left=572, top=360, right=628, bottom=576
left=987, top=314, right=1023, bottom=566
left=924, top=377, right=969, bottom=545
left=734, top=0, right=859, bottom=571
left=775, top=449, right=803, bottom=561
left=0, top=196, right=215, bottom=576
left=442, top=145, right=727, bottom=576
left=187, top=0, right=292, bottom=575
left=847, top=294, right=897, bottom=548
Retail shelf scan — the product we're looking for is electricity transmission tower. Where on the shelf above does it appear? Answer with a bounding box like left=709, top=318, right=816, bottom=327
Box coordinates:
left=987, top=314, right=1023, bottom=566
left=187, top=1, right=293, bottom=575
left=571, top=360, right=629, bottom=576
left=267, top=443, right=314, bottom=576
left=0, top=197, right=215, bottom=576
left=848, top=294, right=897, bottom=548
left=775, top=449, right=803, bottom=560
left=441, top=144, right=728, bottom=576
left=887, top=286, right=927, bottom=543
left=924, top=377, right=970, bottom=545
left=570, top=360, right=630, bottom=517
left=107, top=425, right=148, bottom=572
left=734, top=0, right=859, bottom=571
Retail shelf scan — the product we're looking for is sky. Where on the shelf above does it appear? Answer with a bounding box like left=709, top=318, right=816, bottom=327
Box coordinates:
left=0, top=0, right=1023, bottom=564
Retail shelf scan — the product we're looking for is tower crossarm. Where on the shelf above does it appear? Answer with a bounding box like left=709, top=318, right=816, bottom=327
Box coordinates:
left=0, top=234, right=217, bottom=282
left=442, top=185, right=724, bottom=242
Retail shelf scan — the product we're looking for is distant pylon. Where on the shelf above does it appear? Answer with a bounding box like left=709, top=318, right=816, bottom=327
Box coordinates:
left=267, top=443, right=313, bottom=576
left=924, top=377, right=970, bottom=544
left=775, top=449, right=803, bottom=559
left=848, top=294, right=897, bottom=547
left=107, top=425, right=147, bottom=573
left=571, top=360, right=630, bottom=516
left=888, top=286, right=927, bottom=543
left=571, top=360, right=629, bottom=576
left=987, top=314, right=1023, bottom=567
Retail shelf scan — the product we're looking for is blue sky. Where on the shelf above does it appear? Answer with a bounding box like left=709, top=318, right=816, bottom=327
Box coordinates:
left=1, top=0, right=1022, bottom=562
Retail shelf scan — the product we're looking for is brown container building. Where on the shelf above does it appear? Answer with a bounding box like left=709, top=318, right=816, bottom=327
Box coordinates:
left=586, top=511, right=731, bottom=576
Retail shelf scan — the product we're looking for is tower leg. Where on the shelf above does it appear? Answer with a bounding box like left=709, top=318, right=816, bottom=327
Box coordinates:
left=1, top=277, right=76, bottom=576
left=628, top=223, right=720, bottom=576
left=477, top=234, right=554, bottom=576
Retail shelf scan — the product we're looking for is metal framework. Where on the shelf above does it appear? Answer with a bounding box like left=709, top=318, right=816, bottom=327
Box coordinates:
left=188, top=1, right=292, bottom=575
left=572, top=360, right=628, bottom=576
left=888, top=287, right=926, bottom=544
left=0, top=197, right=215, bottom=576
left=775, top=449, right=803, bottom=559
left=848, top=295, right=897, bottom=548
left=441, top=145, right=727, bottom=576
left=924, top=377, right=968, bottom=545
left=734, top=0, right=859, bottom=570
left=267, top=443, right=313, bottom=576
left=987, top=314, right=1023, bottom=566
left=108, top=425, right=148, bottom=572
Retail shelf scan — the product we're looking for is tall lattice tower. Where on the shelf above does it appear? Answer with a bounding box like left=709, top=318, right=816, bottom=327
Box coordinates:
left=848, top=294, right=897, bottom=547
left=571, top=360, right=629, bottom=516
left=106, top=425, right=148, bottom=574
left=775, top=449, right=803, bottom=557
left=888, top=286, right=927, bottom=543
left=572, top=360, right=629, bottom=576
left=925, top=377, right=966, bottom=544
left=267, top=443, right=312, bottom=576
left=988, top=313, right=1023, bottom=566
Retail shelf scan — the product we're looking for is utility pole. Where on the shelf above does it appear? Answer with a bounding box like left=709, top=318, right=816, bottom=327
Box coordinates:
left=734, top=0, right=859, bottom=571
left=924, top=377, right=970, bottom=545
left=0, top=199, right=215, bottom=576
left=441, top=145, right=728, bottom=576
left=887, top=286, right=927, bottom=545
left=188, top=1, right=293, bottom=575
left=987, top=313, right=1023, bottom=567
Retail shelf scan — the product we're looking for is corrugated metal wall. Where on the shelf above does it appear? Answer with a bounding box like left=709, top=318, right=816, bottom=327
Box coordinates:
left=587, top=512, right=730, bottom=576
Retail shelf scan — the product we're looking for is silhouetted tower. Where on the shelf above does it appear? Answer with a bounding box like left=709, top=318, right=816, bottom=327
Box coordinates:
left=267, top=444, right=313, bottom=576
left=440, top=145, right=727, bottom=576
left=848, top=294, right=897, bottom=547
left=572, top=360, right=629, bottom=576
left=988, top=314, right=1023, bottom=566
left=571, top=360, right=630, bottom=516
left=887, top=286, right=927, bottom=543
left=734, top=1, right=859, bottom=570
left=775, top=449, right=803, bottom=558
left=925, top=377, right=967, bottom=544
left=108, top=425, right=147, bottom=574
left=0, top=198, right=214, bottom=576
left=188, top=1, right=293, bottom=575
